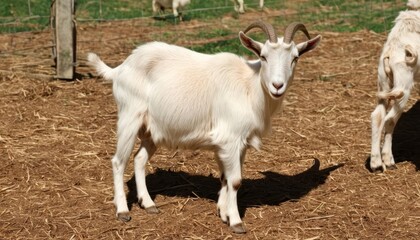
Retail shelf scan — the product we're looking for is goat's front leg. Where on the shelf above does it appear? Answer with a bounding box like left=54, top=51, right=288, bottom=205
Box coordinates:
left=233, top=0, right=245, bottom=13
left=370, top=100, right=387, bottom=172
left=134, top=137, right=158, bottom=213
left=259, top=0, right=264, bottom=9
left=382, top=94, right=408, bottom=170
left=217, top=172, right=228, bottom=222
left=381, top=116, right=398, bottom=170
left=216, top=143, right=246, bottom=234
left=172, top=2, right=179, bottom=18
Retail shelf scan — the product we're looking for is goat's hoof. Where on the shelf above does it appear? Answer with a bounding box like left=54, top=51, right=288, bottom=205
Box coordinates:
left=371, top=167, right=384, bottom=173
left=145, top=206, right=160, bottom=214
left=230, top=223, right=246, bottom=234
left=370, top=165, right=384, bottom=173
left=386, top=164, right=397, bottom=170
left=117, top=212, right=131, bottom=222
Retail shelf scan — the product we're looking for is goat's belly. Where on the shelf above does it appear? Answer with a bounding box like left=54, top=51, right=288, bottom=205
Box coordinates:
left=146, top=93, right=215, bottom=149
left=151, top=128, right=214, bottom=150
left=147, top=116, right=214, bottom=149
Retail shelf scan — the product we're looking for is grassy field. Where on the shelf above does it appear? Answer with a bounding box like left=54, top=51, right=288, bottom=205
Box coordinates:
left=0, top=0, right=406, bottom=33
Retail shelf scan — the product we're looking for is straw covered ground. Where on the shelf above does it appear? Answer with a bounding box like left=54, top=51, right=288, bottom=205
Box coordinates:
left=1, top=10, right=420, bottom=240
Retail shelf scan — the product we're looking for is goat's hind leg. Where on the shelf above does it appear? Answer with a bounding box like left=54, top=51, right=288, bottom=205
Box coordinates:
left=112, top=113, right=143, bottom=222
left=134, top=132, right=158, bottom=214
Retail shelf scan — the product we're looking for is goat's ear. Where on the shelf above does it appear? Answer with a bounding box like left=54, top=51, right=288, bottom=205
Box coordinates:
left=239, top=31, right=263, bottom=57
left=297, top=35, right=322, bottom=56
left=405, top=45, right=418, bottom=66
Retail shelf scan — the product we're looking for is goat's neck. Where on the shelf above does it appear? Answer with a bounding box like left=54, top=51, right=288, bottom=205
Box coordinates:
left=246, top=60, right=283, bottom=135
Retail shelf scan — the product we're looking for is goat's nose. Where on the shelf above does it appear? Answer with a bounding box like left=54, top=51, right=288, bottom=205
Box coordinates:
left=272, top=82, right=284, bottom=90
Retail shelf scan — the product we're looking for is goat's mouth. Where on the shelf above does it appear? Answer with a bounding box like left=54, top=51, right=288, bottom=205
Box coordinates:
left=270, top=92, right=283, bottom=99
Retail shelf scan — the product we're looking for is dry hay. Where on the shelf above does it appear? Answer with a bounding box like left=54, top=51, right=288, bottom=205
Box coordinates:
left=1, top=12, right=420, bottom=240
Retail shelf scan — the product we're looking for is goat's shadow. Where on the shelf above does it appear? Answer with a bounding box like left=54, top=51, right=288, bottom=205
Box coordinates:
left=126, top=159, right=343, bottom=217
left=392, top=100, right=420, bottom=170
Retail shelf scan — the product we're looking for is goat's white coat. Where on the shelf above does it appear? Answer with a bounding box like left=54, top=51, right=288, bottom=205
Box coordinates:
left=152, top=0, right=191, bottom=18
left=370, top=10, right=420, bottom=171
left=88, top=26, right=321, bottom=232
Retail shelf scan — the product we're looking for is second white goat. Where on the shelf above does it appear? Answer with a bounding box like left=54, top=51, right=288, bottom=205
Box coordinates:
left=88, top=21, right=321, bottom=233
left=370, top=10, right=420, bottom=172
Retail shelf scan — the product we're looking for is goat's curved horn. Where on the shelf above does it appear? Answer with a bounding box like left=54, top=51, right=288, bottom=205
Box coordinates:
left=283, top=22, right=311, bottom=44
left=243, top=21, right=278, bottom=43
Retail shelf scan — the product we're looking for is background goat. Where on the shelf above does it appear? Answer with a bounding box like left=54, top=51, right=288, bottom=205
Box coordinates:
left=370, top=10, right=420, bottom=172
left=234, top=0, right=264, bottom=13
left=152, top=0, right=191, bottom=20
left=88, top=21, right=321, bottom=233
left=407, top=0, right=420, bottom=10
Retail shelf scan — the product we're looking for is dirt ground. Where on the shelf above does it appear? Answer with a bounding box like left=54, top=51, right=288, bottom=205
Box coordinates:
left=1, top=10, right=420, bottom=240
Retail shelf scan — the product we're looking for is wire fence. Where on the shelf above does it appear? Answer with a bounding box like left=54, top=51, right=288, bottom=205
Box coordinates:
left=0, top=0, right=408, bottom=33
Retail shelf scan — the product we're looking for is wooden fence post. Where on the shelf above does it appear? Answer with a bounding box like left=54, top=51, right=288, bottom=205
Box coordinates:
left=51, top=0, right=76, bottom=80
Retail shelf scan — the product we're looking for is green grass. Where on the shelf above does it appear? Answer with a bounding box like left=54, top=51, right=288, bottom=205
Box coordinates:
left=0, top=0, right=407, bottom=33
left=190, top=39, right=248, bottom=55
left=75, top=0, right=147, bottom=20
left=289, top=0, right=405, bottom=32
left=0, top=0, right=51, bottom=32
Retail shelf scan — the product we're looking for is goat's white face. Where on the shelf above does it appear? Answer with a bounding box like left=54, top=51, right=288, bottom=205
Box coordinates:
left=387, top=44, right=420, bottom=80
left=258, top=41, right=299, bottom=98
left=239, top=22, right=321, bottom=99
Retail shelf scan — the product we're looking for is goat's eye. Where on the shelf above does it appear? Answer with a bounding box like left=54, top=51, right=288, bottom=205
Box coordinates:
left=260, top=55, right=267, bottom=62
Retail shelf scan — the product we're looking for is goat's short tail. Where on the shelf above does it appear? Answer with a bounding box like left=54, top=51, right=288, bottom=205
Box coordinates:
left=87, top=53, right=114, bottom=81
left=377, top=89, right=404, bottom=100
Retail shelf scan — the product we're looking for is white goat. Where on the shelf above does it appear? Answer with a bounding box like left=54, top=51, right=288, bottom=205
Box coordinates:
left=88, top=21, right=321, bottom=233
left=407, top=0, right=420, bottom=10
left=234, top=0, right=264, bottom=13
left=370, top=10, right=420, bottom=172
left=152, top=0, right=191, bottom=20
